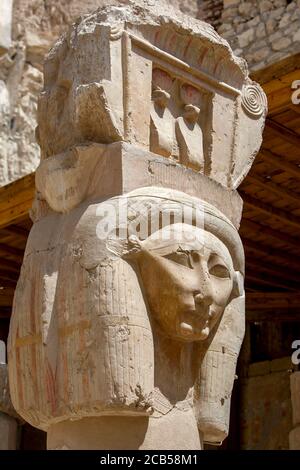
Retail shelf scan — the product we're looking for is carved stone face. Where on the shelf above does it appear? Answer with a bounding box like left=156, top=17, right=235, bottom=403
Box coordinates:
left=131, top=224, right=235, bottom=342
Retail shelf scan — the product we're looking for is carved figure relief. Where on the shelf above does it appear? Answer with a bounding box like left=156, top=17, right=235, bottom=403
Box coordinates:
left=176, top=84, right=204, bottom=171
left=150, top=68, right=174, bottom=157
left=150, top=69, right=205, bottom=171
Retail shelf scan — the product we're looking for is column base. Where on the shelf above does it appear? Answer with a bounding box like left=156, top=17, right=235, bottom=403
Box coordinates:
left=47, top=409, right=202, bottom=450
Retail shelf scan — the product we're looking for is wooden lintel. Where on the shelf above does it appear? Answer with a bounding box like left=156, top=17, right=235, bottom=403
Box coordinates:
left=252, top=57, right=300, bottom=86
left=0, top=173, right=35, bottom=230
left=255, top=65, right=300, bottom=114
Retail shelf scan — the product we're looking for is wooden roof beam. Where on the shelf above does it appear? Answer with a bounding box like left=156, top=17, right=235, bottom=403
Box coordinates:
left=246, top=292, right=300, bottom=310
left=246, top=259, right=300, bottom=286
left=256, top=63, right=300, bottom=90
left=243, top=238, right=300, bottom=270
left=0, top=279, right=17, bottom=288
left=0, top=270, right=19, bottom=283
left=266, top=118, right=300, bottom=148
left=0, top=307, right=11, bottom=319
left=0, top=173, right=35, bottom=230
left=241, top=193, right=300, bottom=230
left=0, top=224, right=29, bottom=239
left=261, top=149, right=300, bottom=180
left=257, top=66, right=300, bottom=114
left=246, top=309, right=300, bottom=322
left=0, top=243, right=24, bottom=259
left=0, top=288, right=14, bottom=307
left=246, top=173, right=300, bottom=204
left=240, top=219, right=300, bottom=249
left=246, top=272, right=297, bottom=291
left=0, top=258, right=20, bottom=273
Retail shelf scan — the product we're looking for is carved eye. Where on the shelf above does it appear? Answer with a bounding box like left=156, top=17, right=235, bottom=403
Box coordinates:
left=163, top=251, right=192, bottom=268
left=209, top=263, right=230, bottom=279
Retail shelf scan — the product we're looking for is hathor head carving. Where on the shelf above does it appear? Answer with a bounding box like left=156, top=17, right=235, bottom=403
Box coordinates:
left=120, top=225, right=237, bottom=342
left=8, top=187, right=245, bottom=446
left=106, top=187, right=244, bottom=344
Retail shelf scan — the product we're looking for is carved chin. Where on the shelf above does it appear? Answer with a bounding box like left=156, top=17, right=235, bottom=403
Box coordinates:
left=179, top=321, right=210, bottom=341
left=175, top=307, right=223, bottom=342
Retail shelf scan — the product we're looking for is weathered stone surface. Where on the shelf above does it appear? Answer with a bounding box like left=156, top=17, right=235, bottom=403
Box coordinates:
left=252, top=47, right=269, bottom=63
left=0, top=341, right=5, bottom=364
left=0, top=365, right=18, bottom=418
left=240, top=362, right=293, bottom=450
left=0, top=0, right=13, bottom=55
left=34, top=142, right=243, bottom=227
left=239, top=1, right=256, bottom=17
left=290, top=372, right=300, bottom=426
left=272, top=37, right=292, bottom=51
left=34, top=4, right=266, bottom=189
left=219, top=0, right=300, bottom=71
left=238, top=29, right=255, bottom=48
left=11, top=0, right=216, bottom=66
left=0, top=46, right=43, bottom=186
left=293, top=29, right=300, bottom=42
left=266, top=18, right=278, bottom=34
left=259, top=0, right=273, bottom=14
left=256, top=23, right=266, bottom=39
left=289, top=426, right=300, bottom=450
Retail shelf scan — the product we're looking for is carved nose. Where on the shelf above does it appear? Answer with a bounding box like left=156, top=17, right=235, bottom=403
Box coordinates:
left=194, top=292, right=213, bottom=308
left=193, top=263, right=213, bottom=307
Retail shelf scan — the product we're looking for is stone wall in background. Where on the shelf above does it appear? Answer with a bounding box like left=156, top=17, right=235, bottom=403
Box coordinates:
left=198, top=0, right=223, bottom=29
left=240, top=357, right=294, bottom=450
left=219, top=0, right=300, bottom=71
left=0, top=0, right=13, bottom=54
left=289, top=372, right=300, bottom=449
